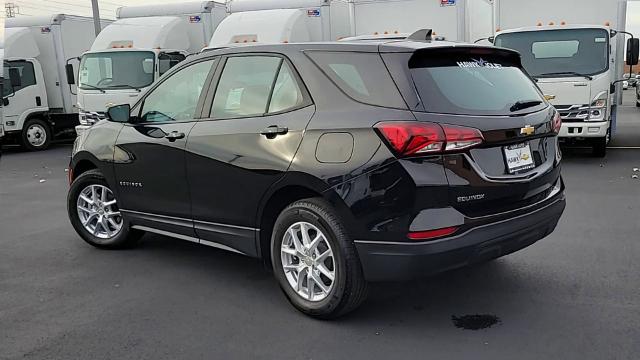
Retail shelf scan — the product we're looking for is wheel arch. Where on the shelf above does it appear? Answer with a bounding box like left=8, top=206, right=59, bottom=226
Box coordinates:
left=255, top=172, right=358, bottom=268
left=70, top=151, right=114, bottom=186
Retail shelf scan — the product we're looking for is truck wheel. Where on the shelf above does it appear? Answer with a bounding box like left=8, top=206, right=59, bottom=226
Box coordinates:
left=22, top=118, right=51, bottom=151
left=271, top=198, right=368, bottom=319
left=67, top=169, right=142, bottom=249
left=592, top=137, right=607, bottom=158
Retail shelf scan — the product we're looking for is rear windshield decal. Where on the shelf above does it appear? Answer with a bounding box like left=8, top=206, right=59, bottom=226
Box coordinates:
left=457, top=58, right=503, bottom=69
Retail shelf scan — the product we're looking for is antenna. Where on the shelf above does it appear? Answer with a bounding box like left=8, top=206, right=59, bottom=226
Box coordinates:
left=408, top=29, right=433, bottom=41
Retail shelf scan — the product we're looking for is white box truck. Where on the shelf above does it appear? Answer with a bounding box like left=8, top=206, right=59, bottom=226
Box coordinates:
left=72, top=1, right=226, bottom=134
left=2, top=15, right=110, bottom=151
left=209, top=0, right=495, bottom=47
left=492, top=0, right=639, bottom=156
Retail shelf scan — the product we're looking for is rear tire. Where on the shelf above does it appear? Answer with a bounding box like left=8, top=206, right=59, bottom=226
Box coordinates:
left=21, top=118, right=51, bottom=151
left=67, top=169, right=142, bottom=249
left=271, top=198, right=367, bottom=319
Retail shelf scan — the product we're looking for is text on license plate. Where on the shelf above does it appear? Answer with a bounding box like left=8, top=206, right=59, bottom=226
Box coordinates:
left=504, top=142, right=535, bottom=174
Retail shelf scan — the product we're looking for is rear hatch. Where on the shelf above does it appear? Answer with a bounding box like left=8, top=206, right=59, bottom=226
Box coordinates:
left=384, top=46, right=562, bottom=217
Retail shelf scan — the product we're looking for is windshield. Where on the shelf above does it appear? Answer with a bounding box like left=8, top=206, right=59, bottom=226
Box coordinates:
left=79, top=51, right=155, bottom=90
left=494, top=28, right=609, bottom=77
left=410, top=51, right=545, bottom=116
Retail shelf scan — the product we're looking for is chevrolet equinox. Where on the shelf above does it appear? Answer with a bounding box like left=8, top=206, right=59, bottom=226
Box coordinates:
left=67, top=38, right=566, bottom=318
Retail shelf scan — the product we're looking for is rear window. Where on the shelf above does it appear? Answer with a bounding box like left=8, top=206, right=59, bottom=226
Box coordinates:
left=409, top=50, right=545, bottom=116
left=306, top=51, right=407, bottom=109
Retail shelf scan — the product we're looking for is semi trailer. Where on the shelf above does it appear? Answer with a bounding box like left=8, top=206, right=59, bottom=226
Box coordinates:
left=2, top=15, right=110, bottom=150
left=492, top=0, right=639, bottom=156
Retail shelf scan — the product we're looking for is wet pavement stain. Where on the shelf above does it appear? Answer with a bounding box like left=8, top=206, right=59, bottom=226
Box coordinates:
left=451, top=314, right=501, bottom=330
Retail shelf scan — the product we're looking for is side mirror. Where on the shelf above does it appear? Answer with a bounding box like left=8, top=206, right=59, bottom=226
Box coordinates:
left=142, top=58, right=154, bottom=74
left=627, top=38, right=639, bottom=66
left=610, top=83, right=616, bottom=94
left=9, top=68, right=21, bottom=88
left=65, top=64, right=75, bottom=85
left=2, top=97, right=9, bottom=106
left=488, top=36, right=495, bottom=44
left=107, top=104, right=131, bottom=123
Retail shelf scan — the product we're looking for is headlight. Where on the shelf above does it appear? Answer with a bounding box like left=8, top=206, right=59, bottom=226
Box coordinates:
left=587, top=92, right=607, bottom=121
left=78, top=111, right=101, bottom=126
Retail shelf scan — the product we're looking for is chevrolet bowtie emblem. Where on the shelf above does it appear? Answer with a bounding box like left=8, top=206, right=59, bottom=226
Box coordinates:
left=520, top=125, right=535, bottom=136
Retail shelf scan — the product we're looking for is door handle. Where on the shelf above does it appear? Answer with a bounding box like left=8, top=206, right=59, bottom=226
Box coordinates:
left=260, top=125, right=288, bottom=139
left=165, top=131, right=185, bottom=142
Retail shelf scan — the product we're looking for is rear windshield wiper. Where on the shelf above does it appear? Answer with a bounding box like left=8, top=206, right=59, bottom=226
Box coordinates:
left=79, top=83, right=105, bottom=93
left=105, top=84, right=142, bottom=92
left=535, top=72, right=593, bottom=80
left=510, top=100, right=543, bottom=112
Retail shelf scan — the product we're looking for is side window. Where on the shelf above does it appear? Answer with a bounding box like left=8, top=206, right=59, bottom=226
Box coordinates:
left=307, top=51, right=406, bottom=109
left=211, top=56, right=282, bottom=119
left=268, top=62, right=305, bottom=113
left=159, top=52, right=187, bottom=77
left=4, top=61, right=37, bottom=92
left=140, top=59, right=215, bottom=123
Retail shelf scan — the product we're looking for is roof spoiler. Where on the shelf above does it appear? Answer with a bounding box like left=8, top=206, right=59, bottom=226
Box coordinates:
left=407, top=29, right=432, bottom=41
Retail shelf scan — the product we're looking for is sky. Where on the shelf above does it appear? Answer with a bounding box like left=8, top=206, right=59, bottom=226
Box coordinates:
left=1, top=0, right=639, bottom=41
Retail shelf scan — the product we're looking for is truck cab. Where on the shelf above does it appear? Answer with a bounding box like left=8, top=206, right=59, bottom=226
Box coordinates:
left=73, top=2, right=226, bottom=134
left=494, top=25, right=632, bottom=156
left=76, top=46, right=187, bottom=131
left=2, top=57, right=49, bottom=149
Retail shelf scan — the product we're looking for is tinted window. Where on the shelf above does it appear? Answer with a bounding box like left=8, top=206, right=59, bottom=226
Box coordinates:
left=410, top=51, right=544, bottom=116
left=307, top=51, right=406, bottom=109
left=3, top=61, right=37, bottom=93
left=268, top=62, right=304, bottom=113
left=211, top=56, right=282, bottom=119
left=140, top=60, right=215, bottom=122
left=494, top=28, right=609, bottom=77
left=79, top=51, right=155, bottom=90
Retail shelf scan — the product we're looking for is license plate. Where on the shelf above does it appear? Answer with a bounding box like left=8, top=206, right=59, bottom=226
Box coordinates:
left=504, top=142, right=535, bottom=174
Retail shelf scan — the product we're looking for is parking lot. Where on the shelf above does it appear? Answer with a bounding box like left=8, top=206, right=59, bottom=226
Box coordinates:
left=1, top=92, right=638, bottom=360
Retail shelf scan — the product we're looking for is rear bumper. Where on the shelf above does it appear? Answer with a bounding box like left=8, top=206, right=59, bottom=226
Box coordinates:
left=354, top=191, right=566, bottom=282
left=558, top=121, right=608, bottom=138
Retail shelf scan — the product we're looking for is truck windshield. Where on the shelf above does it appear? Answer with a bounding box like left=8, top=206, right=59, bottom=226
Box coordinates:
left=494, top=28, right=609, bottom=78
left=79, top=51, right=155, bottom=90
left=409, top=51, right=545, bottom=116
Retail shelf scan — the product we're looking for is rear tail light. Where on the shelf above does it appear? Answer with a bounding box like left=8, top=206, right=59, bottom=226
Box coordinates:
left=552, top=111, right=562, bottom=134
left=408, top=226, right=459, bottom=240
left=375, top=121, right=483, bottom=157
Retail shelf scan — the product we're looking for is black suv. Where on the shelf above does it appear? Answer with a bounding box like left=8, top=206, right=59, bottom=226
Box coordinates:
left=67, top=39, right=566, bottom=318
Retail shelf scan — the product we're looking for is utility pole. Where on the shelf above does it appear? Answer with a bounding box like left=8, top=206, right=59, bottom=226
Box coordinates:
left=5, top=3, right=19, bottom=18
left=91, top=0, right=101, bottom=36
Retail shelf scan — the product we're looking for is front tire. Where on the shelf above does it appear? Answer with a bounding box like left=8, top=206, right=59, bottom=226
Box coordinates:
left=271, top=198, right=367, bottom=319
left=592, top=137, right=607, bottom=158
left=67, top=169, right=142, bottom=249
left=22, top=118, right=51, bottom=151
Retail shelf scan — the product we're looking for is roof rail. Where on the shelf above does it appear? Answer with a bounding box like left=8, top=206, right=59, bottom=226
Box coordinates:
left=407, top=29, right=433, bottom=41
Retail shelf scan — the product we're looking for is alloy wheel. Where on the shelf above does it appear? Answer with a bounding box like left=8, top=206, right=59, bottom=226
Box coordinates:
left=76, top=184, right=123, bottom=239
left=280, top=222, right=336, bottom=302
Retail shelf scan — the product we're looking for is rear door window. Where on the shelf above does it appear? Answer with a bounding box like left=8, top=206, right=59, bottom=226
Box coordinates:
left=211, top=56, right=281, bottom=119
left=211, top=55, right=308, bottom=119
left=307, top=51, right=406, bottom=109
left=409, top=50, right=545, bottom=115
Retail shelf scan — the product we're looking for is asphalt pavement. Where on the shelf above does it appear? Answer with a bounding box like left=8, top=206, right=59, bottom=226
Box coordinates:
left=1, top=92, right=639, bottom=360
